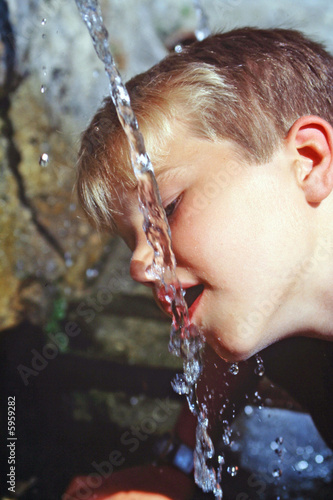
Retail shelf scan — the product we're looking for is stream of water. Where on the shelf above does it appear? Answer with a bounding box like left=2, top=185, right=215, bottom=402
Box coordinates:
left=193, top=0, right=211, bottom=41
left=74, top=0, right=222, bottom=497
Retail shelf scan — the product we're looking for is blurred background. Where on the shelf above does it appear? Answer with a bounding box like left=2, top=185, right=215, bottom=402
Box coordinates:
left=1, top=1, right=333, bottom=499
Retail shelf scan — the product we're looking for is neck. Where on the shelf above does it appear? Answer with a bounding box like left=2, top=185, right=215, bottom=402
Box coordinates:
left=294, top=229, right=333, bottom=340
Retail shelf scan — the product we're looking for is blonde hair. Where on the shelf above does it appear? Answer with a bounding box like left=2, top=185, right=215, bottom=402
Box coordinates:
left=77, top=28, right=333, bottom=230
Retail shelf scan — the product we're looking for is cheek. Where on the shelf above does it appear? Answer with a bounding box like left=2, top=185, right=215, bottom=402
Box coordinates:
left=170, top=206, right=227, bottom=276
left=171, top=181, right=300, bottom=285
left=170, top=209, right=206, bottom=266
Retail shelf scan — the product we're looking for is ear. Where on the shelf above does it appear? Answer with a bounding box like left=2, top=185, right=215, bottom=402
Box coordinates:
left=285, top=116, right=333, bottom=204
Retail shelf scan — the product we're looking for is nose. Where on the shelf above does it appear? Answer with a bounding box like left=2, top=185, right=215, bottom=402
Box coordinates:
left=129, top=237, right=155, bottom=287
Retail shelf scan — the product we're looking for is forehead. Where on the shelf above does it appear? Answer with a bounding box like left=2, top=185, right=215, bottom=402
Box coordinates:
left=144, top=121, right=206, bottom=174
left=118, top=119, right=245, bottom=203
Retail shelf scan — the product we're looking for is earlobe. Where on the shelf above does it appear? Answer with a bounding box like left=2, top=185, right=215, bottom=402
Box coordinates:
left=286, top=116, right=333, bottom=204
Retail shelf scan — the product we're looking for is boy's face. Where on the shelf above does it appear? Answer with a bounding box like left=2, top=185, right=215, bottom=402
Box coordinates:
left=116, top=123, right=312, bottom=362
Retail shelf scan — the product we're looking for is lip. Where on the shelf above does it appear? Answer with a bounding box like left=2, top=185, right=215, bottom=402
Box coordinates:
left=154, top=283, right=204, bottom=319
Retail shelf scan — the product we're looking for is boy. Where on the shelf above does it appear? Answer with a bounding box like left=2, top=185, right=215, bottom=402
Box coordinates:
left=67, top=28, right=333, bottom=499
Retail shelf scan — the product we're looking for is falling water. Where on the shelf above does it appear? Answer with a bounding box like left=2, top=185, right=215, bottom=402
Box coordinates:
left=74, top=0, right=222, bottom=497
left=193, top=0, right=211, bottom=41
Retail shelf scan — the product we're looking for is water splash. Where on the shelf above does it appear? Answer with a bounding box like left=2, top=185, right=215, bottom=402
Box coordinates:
left=194, top=406, right=223, bottom=499
left=39, top=153, right=49, bottom=167
left=272, top=468, right=283, bottom=478
left=229, top=362, right=239, bottom=375
left=222, top=421, right=232, bottom=446
left=227, top=465, right=238, bottom=477
left=254, top=353, right=265, bottom=376
left=74, top=1, right=221, bottom=497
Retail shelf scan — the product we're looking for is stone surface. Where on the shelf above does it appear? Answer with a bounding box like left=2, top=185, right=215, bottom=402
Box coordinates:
left=0, top=71, right=107, bottom=329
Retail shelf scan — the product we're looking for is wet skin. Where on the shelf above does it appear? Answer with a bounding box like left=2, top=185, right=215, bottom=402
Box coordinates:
left=116, top=119, right=333, bottom=362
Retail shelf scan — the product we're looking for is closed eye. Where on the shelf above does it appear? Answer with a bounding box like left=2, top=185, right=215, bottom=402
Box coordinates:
left=164, top=194, right=182, bottom=218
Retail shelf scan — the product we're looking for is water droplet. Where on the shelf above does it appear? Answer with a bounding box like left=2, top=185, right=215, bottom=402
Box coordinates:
left=174, top=44, right=183, bottom=53
left=275, top=436, right=283, bottom=445
left=254, top=364, right=265, bottom=376
left=244, top=405, right=253, bottom=416
left=227, top=465, right=238, bottom=476
left=315, top=454, right=324, bottom=464
left=295, top=460, right=309, bottom=471
left=253, top=391, right=262, bottom=403
left=41, top=84, right=47, bottom=94
left=86, top=268, right=99, bottom=279
left=41, top=18, right=47, bottom=25
left=171, top=373, right=189, bottom=395
left=222, top=425, right=231, bottom=446
left=229, top=363, right=239, bottom=375
left=39, top=153, right=49, bottom=166
left=272, top=468, right=282, bottom=478
left=42, top=66, right=47, bottom=76
left=254, top=354, right=265, bottom=376
left=270, top=440, right=279, bottom=451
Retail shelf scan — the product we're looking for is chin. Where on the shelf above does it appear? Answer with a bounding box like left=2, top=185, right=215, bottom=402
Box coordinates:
left=207, top=332, right=263, bottom=363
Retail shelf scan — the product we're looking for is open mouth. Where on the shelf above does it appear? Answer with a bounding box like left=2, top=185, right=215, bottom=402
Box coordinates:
left=155, top=283, right=204, bottom=318
left=183, top=284, right=204, bottom=312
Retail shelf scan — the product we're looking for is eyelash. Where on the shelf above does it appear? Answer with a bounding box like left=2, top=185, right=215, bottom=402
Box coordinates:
left=164, top=194, right=182, bottom=219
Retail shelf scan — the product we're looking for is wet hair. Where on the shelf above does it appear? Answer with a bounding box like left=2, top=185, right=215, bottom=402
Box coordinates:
left=77, top=27, right=333, bottom=230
